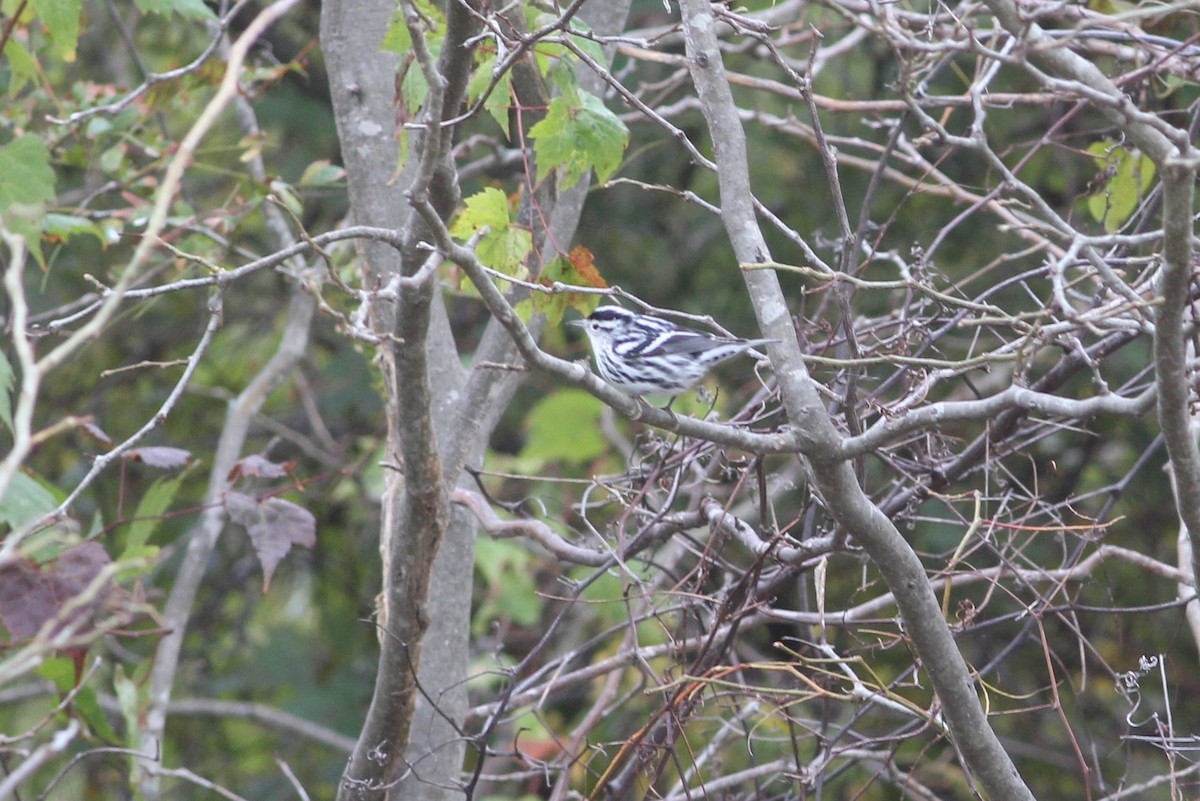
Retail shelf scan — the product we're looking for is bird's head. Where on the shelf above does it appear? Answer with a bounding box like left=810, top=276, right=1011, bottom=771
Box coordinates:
left=568, top=306, right=638, bottom=344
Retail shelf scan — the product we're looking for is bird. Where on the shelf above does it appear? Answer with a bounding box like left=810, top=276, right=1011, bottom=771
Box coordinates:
left=569, top=305, right=776, bottom=397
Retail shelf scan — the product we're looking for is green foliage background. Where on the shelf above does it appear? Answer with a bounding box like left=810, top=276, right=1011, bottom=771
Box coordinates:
left=1, top=0, right=1198, bottom=798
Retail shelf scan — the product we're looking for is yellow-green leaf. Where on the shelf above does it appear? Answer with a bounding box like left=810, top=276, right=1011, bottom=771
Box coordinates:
left=522, top=389, right=606, bottom=465
left=43, top=213, right=106, bottom=247
left=133, top=0, right=216, bottom=18
left=122, top=473, right=186, bottom=558
left=528, top=249, right=605, bottom=325
left=0, top=349, right=12, bottom=433
left=468, top=50, right=514, bottom=134
left=29, top=0, right=83, bottom=59
left=473, top=538, right=542, bottom=635
left=1085, top=141, right=1156, bottom=233
left=529, top=89, right=629, bottom=188
left=0, top=135, right=56, bottom=241
left=451, top=188, right=532, bottom=277
left=3, top=38, right=38, bottom=95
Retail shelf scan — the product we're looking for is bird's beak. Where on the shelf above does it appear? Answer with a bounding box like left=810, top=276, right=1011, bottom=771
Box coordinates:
left=567, top=319, right=586, bottom=328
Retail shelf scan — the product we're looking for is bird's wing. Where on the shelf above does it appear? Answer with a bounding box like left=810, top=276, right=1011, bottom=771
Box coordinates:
left=640, top=332, right=738, bottom=357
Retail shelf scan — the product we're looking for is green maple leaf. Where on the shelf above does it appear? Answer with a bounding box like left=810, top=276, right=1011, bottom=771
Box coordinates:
left=0, top=135, right=56, bottom=262
left=29, top=0, right=84, bottom=59
left=450, top=188, right=532, bottom=278
left=0, top=136, right=55, bottom=214
left=132, top=0, right=216, bottom=20
left=1086, top=141, right=1156, bottom=233
left=529, top=89, right=629, bottom=188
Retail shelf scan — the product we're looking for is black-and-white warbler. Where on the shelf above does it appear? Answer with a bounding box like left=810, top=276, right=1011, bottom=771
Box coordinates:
left=570, top=306, right=776, bottom=396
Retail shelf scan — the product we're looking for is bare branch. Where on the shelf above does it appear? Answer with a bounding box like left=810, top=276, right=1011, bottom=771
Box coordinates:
left=677, top=0, right=1036, bottom=798
left=1156, top=157, right=1200, bottom=603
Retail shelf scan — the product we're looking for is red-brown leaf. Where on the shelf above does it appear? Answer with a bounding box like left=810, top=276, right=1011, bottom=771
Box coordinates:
left=227, top=454, right=295, bottom=482
left=126, top=446, right=192, bottom=469
left=0, top=542, right=112, bottom=640
left=223, top=491, right=316, bottom=591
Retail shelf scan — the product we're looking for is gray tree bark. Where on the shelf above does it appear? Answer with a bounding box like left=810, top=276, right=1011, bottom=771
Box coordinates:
left=322, top=1, right=632, bottom=797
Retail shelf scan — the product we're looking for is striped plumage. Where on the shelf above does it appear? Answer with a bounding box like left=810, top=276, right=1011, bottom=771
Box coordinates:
left=570, top=306, right=775, bottom=396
